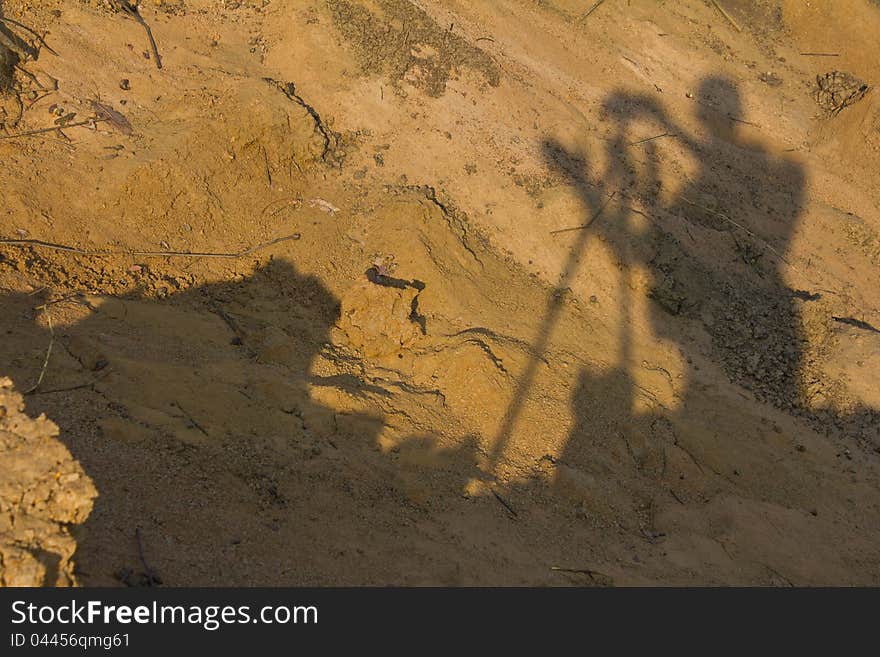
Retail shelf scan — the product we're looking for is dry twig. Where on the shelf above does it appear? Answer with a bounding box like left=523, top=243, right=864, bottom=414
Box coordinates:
left=0, top=17, right=57, bottom=56
left=0, top=118, right=105, bottom=140
left=491, top=488, right=518, bottom=517
left=710, top=0, right=742, bottom=32
left=28, top=382, right=95, bottom=396
left=0, top=233, right=302, bottom=259
left=135, top=527, right=162, bottom=586
left=24, top=312, right=54, bottom=395
left=550, top=192, right=616, bottom=234
left=580, top=0, right=607, bottom=21
left=550, top=565, right=611, bottom=584
left=174, top=401, right=208, bottom=436
left=114, top=1, right=162, bottom=69
left=630, top=131, right=671, bottom=146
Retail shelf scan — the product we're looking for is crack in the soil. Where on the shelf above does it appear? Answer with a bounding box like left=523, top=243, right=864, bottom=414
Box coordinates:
left=399, top=184, right=485, bottom=268
left=264, top=77, right=340, bottom=163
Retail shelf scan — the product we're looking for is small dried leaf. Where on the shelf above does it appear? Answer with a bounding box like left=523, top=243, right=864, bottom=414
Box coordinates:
left=90, top=100, right=133, bottom=135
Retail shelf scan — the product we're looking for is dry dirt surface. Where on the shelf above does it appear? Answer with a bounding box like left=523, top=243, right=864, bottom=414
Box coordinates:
left=0, top=0, right=878, bottom=586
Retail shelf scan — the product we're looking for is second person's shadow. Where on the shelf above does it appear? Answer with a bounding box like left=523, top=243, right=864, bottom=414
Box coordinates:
left=540, top=75, right=815, bottom=521
left=5, top=258, right=389, bottom=585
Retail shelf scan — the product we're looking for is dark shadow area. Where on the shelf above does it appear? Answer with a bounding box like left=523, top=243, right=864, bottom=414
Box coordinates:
left=547, top=77, right=807, bottom=407
left=2, top=73, right=878, bottom=586
left=541, top=75, right=879, bottom=469
left=0, top=1, right=21, bottom=95
left=0, top=259, right=392, bottom=585
left=1, top=4, right=55, bottom=132
left=0, top=4, right=44, bottom=68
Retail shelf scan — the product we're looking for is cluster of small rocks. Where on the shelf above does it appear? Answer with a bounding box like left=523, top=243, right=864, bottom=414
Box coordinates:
left=0, top=246, right=197, bottom=299
left=706, top=287, right=804, bottom=409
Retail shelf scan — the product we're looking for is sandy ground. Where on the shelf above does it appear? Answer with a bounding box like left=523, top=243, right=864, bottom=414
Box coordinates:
left=0, top=0, right=878, bottom=585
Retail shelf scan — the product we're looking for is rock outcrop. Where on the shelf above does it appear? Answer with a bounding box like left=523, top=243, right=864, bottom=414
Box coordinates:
left=0, top=378, right=96, bottom=586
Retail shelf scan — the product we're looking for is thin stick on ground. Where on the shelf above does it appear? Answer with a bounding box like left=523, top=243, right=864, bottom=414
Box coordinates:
left=262, top=196, right=296, bottom=213
left=630, top=131, right=671, bottom=146
left=24, top=313, right=54, bottom=395
left=549, top=191, right=615, bottom=234
left=0, top=118, right=105, bottom=140
left=34, top=292, right=96, bottom=312
left=210, top=305, right=245, bottom=343
left=580, top=0, right=607, bottom=21
left=0, top=232, right=302, bottom=259
left=678, top=195, right=789, bottom=265
left=602, top=186, right=841, bottom=301
left=550, top=565, right=603, bottom=576
left=116, top=2, right=162, bottom=69
left=135, top=527, right=162, bottom=586
left=550, top=565, right=609, bottom=583
left=174, top=401, right=209, bottom=436
left=28, top=382, right=95, bottom=396
left=491, top=488, right=518, bottom=517
left=710, top=0, right=742, bottom=32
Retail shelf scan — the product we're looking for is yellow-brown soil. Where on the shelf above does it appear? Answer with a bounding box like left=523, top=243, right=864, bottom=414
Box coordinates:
left=0, top=0, right=878, bottom=585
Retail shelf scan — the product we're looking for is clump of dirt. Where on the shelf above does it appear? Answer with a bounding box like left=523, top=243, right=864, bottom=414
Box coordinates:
left=0, top=378, right=96, bottom=586
left=815, top=71, right=869, bottom=115
left=339, top=279, right=423, bottom=357
left=328, top=0, right=500, bottom=96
